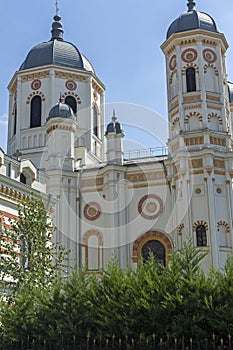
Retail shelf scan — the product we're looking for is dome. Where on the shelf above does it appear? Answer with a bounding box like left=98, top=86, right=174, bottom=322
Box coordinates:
left=228, top=82, right=233, bottom=103
left=167, top=1, right=218, bottom=39
left=105, top=111, right=123, bottom=135
left=19, top=15, right=95, bottom=74
left=47, top=100, right=76, bottom=122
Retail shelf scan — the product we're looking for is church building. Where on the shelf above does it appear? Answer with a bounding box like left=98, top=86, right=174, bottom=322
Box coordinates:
left=2, top=0, right=233, bottom=274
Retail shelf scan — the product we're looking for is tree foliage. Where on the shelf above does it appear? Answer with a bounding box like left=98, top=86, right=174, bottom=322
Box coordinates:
left=0, top=194, right=67, bottom=295
left=1, top=241, right=233, bottom=346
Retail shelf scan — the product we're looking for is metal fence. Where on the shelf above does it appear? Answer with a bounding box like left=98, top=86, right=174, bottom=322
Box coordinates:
left=124, top=147, right=168, bottom=160
left=1, top=334, right=232, bottom=350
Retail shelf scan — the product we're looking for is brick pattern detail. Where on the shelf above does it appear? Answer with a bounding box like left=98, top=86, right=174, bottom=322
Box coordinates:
left=26, top=91, right=46, bottom=104
left=204, top=63, right=219, bottom=76
left=178, top=224, right=184, bottom=236
left=61, top=92, right=81, bottom=105
left=193, top=221, right=208, bottom=231
left=169, top=70, right=177, bottom=85
left=182, top=63, right=199, bottom=75
left=172, top=117, right=180, bottom=129
left=208, top=113, right=223, bottom=125
left=217, top=221, right=230, bottom=233
left=82, top=230, right=103, bottom=246
left=184, top=112, right=203, bottom=124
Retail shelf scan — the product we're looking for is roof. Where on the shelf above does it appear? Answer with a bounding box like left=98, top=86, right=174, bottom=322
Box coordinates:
left=47, top=101, right=76, bottom=122
left=105, top=111, right=124, bottom=136
left=19, top=15, right=95, bottom=74
left=167, top=2, right=218, bottom=39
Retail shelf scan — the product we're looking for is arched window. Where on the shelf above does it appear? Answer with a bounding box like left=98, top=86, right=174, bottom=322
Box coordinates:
left=13, top=105, right=17, bottom=135
left=83, top=231, right=103, bottom=271
left=93, top=106, right=98, bottom=137
left=186, top=67, right=196, bottom=92
left=196, top=225, right=207, bottom=247
left=30, top=96, right=41, bottom=128
left=65, top=96, right=77, bottom=114
left=20, top=173, right=27, bottom=184
left=141, top=240, right=166, bottom=266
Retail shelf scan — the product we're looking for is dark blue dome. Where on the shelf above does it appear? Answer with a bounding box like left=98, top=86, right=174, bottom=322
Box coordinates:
left=105, top=111, right=123, bottom=135
left=19, top=15, right=95, bottom=73
left=167, top=2, right=218, bottom=39
left=47, top=101, right=76, bottom=122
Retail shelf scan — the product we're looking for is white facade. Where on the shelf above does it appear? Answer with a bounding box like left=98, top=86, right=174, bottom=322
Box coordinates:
left=3, top=2, right=233, bottom=274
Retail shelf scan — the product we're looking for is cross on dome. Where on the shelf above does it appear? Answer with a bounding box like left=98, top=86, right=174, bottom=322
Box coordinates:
left=187, top=0, right=196, bottom=11
left=51, top=1, right=63, bottom=41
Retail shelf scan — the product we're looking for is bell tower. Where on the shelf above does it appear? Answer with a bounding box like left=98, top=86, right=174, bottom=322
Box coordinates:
left=161, top=0, right=233, bottom=270
left=7, top=9, right=105, bottom=169
left=161, top=0, right=230, bottom=154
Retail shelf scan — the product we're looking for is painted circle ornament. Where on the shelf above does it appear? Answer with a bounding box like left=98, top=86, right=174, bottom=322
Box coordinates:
left=203, top=48, right=217, bottom=63
left=181, top=48, right=198, bottom=63
left=65, top=80, right=77, bottom=91
left=138, top=194, right=163, bottom=220
left=169, top=55, right=177, bottom=70
left=84, top=202, right=101, bottom=221
left=31, top=79, right=41, bottom=90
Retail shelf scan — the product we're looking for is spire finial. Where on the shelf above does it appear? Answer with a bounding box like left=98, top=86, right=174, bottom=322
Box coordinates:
left=51, top=2, right=64, bottom=41
left=187, top=0, right=196, bottom=11
left=55, top=0, right=59, bottom=16
left=112, top=109, right=117, bottom=122
left=59, top=93, right=63, bottom=103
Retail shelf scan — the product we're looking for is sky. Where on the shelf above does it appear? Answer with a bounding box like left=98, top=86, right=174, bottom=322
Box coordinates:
left=1, top=0, right=233, bottom=153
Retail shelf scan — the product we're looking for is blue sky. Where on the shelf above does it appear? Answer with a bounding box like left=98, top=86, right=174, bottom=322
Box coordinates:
left=1, top=0, right=233, bottom=152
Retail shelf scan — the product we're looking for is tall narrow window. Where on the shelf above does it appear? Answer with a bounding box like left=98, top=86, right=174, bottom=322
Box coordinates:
left=196, top=225, right=207, bottom=247
left=20, top=173, right=27, bottom=184
left=13, top=105, right=17, bottom=135
left=65, top=96, right=77, bottom=114
left=141, top=240, right=166, bottom=266
left=186, top=67, right=196, bottom=92
left=30, top=96, right=41, bottom=128
left=93, top=106, right=98, bottom=137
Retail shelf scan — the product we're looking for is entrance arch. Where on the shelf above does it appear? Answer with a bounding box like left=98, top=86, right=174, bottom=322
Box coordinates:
left=132, top=231, right=172, bottom=266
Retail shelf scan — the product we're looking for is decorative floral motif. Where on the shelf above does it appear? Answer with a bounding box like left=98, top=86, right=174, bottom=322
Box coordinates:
left=138, top=194, right=163, bottom=220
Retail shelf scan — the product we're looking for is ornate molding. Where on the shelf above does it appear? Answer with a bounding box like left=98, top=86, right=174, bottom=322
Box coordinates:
left=55, top=71, right=87, bottom=82
left=21, top=71, right=50, bottom=82
left=26, top=91, right=46, bottom=104
left=193, top=220, right=208, bottom=231
left=132, top=231, right=172, bottom=264
left=217, top=221, right=230, bottom=233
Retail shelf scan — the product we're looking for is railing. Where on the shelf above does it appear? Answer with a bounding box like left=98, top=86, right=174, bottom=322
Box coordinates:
left=1, top=334, right=232, bottom=350
left=124, top=146, right=168, bottom=160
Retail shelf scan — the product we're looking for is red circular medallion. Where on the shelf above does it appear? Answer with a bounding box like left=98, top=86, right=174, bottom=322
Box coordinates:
left=65, top=80, right=77, bottom=91
left=31, top=79, right=41, bottom=90
left=84, top=202, right=101, bottom=221
left=169, top=55, right=177, bottom=70
left=138, top=194, right=163, bottom=220
left=181, top=48, right=198, bottom=63
left=203, top=48, right=217, bottom=63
